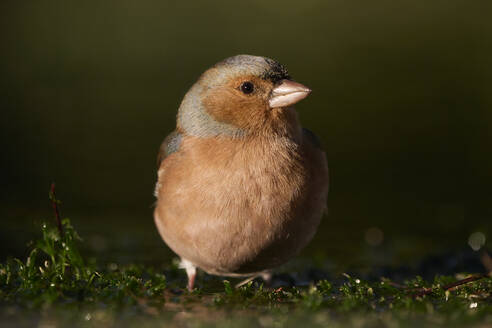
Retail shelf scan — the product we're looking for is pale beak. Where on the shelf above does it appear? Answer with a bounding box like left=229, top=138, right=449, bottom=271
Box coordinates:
left=269, top=79, right=312, bottom=108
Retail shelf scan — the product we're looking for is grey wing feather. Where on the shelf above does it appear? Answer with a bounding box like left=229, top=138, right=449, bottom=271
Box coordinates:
left=157, top=131, right=182, bottom=167
left=302, top=128, right=323, bottom=150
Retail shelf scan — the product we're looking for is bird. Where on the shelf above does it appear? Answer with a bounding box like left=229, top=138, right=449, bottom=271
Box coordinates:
left=154, top=55, right=329, bottom=290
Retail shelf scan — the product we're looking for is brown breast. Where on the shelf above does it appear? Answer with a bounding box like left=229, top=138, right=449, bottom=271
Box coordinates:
left=154, top=133, right=328, bottom=275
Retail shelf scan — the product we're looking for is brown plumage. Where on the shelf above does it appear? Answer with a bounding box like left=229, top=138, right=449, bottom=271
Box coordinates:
left=154, top=55, right=329, bottom=290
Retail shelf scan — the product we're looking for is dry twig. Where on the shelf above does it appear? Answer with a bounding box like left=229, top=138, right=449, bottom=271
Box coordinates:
left=412, top=274, right=488, bottom=297
left=49, top=182, right=63, bottom=237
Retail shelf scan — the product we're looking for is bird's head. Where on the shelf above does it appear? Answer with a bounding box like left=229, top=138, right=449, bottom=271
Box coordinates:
left=177, top=55, right=311, bottom=138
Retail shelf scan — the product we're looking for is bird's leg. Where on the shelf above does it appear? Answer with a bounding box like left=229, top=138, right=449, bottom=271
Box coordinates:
left=235, top=271, right=273, bottom=288
left=235, top=275, right=258, bottom=288
left=179, top=258, right=197, bottom=291
left=187, top=270, right=196, bottom=291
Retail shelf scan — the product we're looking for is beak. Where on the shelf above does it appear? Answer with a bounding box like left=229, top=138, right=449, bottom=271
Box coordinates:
left=269, top=79, right=312, bottom=108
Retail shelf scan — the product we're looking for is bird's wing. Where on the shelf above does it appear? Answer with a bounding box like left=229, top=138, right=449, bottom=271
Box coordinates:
left=155, top=131, right=182, bottom=198
left=157, top=130, right=183, bottom=168
left=302, top=128, right=323, bottom=151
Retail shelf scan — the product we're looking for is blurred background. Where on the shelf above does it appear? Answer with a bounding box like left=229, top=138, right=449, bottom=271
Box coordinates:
left=1, top=0, right=490, bottom=276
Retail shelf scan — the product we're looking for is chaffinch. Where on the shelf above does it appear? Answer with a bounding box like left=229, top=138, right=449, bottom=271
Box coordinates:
left=154, top=55, right=329, bottom=290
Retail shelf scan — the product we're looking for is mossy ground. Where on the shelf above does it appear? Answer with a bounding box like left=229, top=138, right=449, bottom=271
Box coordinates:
left=1, top=216, right=491, bottom=328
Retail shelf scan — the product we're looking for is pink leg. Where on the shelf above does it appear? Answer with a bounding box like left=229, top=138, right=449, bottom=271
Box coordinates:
left=179, top=258, right=197, bottom=291
left=235, top=271, right=273, bottom=288
left=187, top=271, right=196, bottom=291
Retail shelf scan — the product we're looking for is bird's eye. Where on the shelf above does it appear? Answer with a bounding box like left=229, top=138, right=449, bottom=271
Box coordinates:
left=240, top=81, right=254, bottom=94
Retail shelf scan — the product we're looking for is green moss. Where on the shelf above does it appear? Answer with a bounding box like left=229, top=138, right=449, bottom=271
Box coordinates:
left=0, top=218, right=170, bottom=309
left=0, top=216, right=491, bottom=327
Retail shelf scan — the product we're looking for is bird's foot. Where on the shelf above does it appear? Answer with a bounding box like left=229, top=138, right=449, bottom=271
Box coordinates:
left=235, top=271, right=273, bottom=288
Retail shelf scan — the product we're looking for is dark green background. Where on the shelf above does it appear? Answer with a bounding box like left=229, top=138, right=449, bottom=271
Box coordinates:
left=1, top=0, right=490, bottom=271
